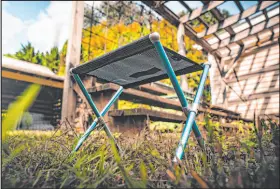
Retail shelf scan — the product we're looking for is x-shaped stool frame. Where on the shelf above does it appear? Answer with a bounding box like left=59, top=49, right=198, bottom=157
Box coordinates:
left=71, top=32, right=211, bottom=162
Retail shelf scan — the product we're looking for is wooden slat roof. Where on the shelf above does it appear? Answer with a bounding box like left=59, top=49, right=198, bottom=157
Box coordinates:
left=141, top=1, right=279, bottom=59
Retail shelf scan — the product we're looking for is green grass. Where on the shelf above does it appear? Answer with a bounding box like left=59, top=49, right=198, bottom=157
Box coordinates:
left=2, top=117, right=279, bottom=188
left=2, top=84, right=41, bottom=141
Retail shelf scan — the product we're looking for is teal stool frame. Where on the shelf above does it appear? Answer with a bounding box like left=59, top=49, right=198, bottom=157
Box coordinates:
left=71, top=32, right=210, bottom=161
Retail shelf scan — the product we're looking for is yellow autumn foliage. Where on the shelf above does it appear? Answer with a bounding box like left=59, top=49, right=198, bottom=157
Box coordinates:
left=81, top=18, right=210, bottom=109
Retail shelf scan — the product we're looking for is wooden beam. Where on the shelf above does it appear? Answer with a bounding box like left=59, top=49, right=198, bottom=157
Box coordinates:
left=225, top=64, right=279, bottom=83
left=109, top=108, right=186, bottom=123
left=1, top=94, right=58, bottom=105
left=216, top=15, right=279, bottom=49
left=177, top=23, right=189, bottom=92
left=197, top=1, right=277, bottom=38
left=72, top=76, right=95, bottom=108
left=141, top=1, right=214, bottom=53
left=179, top=1, right=192, bottom=12
left=208, top=53, right=224, bottom=106
left=235, top=1, right=252, bottom=27
left=2, top=70, right=64, bottom=89
left=227, top=91, right=279, bottom=103
left=218, top=26, right=279, bottom=59
left=213, top=16, right=279, bottom=54
left=88, top=83, right=252, bottom=121
left=142, top=1, right=179, bottom=25
left=221, top=37, right=279, bottom=60
left=138, top=84, right=170, bottom=95
left=61, top=1, right=84, bottom=124
left=179, top=1, right=224, bottom=23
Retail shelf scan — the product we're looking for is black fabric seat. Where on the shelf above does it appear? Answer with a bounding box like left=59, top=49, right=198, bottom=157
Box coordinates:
left=71, top=35, right=203, bottom=88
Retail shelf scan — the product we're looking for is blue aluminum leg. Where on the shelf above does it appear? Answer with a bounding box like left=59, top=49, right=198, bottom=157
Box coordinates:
left=73, top=86, right=123, bottom=152
left=71, top=72, right=123, bottom=152
left=150, top=34, right=203, bottom=146
left=174, top=64, right=211, bottom=160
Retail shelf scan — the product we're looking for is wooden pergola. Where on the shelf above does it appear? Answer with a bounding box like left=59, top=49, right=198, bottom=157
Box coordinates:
left=142, top=1, right=279, bottom=60
left=141, top=1, right=279, bottom=119
left=61, top=1, right=279, bottom=124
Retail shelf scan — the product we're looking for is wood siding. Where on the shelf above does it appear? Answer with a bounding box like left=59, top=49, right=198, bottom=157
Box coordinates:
left=210, top=44, right=279, bottom=119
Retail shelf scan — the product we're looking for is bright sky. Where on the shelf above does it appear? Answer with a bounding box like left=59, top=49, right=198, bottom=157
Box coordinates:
left=2, top=1, right=260, bottom=54
left=2, top=1, right=72, bottom=54
left=164, top=1, right=258, bottom=16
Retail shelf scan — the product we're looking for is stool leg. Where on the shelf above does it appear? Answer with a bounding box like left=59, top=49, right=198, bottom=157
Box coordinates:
left=71, top=73, right=123, bottom=152
left=73, top=86, right=123, bottom=152
left=174, top=64, right=211, bottom=161
left=151, top=37, right=204, bottom=153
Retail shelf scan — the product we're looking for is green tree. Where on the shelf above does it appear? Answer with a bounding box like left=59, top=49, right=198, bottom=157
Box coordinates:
left=4, top=42, right=64, bottom=74
left=5, top=42, right=42, bottom=64
left=41, top=47, right=60, bottom=73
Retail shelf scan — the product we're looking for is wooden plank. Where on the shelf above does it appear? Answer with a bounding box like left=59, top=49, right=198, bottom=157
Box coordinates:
left=88, top=83, right=252, bottom=121
left=177, top=23, right=189, bottom=91
left=227, top=90, right=279, bottom=103
left=227, top=86, right=279, bottom=98
left=1, top=94, right=56, bottom=106
left=221, top=40, right=279, bottom=64
left=197, top=1, right=277, bottom=38
left=1, top=101, right=57, bottom=116
left=2, top=70, right=64, bottom=89
left=109, top=108, right=186, bottom=123
left=220, top=123, right=252, bottom=130
left=208, top=53, right=223, bottom=106
left=210, top=104, right=240, bottom=116
left=228, top=92, right=279, bottom=103
left=153, top=81, right=195, bottom=96
left=226, top=64, right=279, bottom=82
left=217, top=31, right=279, bottom=58
left=72, top=76, right=94, bottom=108
left=61, top=1, right=84, bottom=124
left=141, top=1, right=214, bottom=53
left=225, top=58, right=279, bottom=80
left=228, top=98, right=279, bottom=109
left=209, top=40, right=279, bottom=119
left=213, top=18, right=279, bottom=52
left=179, top=1, right=224, bottom=23
left=226, top=72, right=279, bottom=88
left=1, top=103, right=56, bottom=114
left=89, top=83, right=181, bottom=110
left=138, top=83, right=170, bottom=96
left=228, top=79, right=279, bottom=90
left=227, top=102, right=279, bottom=114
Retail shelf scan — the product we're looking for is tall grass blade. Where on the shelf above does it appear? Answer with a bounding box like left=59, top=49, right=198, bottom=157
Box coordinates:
left=2, top=84, right=41, bottom=141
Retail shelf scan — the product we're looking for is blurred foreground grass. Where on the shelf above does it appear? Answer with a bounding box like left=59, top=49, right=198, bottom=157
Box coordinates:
left=2, top=84, right=41, bottom=141
left=2, top=117, right=279, bottom=188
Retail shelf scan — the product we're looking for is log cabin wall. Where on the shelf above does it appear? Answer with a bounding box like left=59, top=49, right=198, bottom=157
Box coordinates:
left=210, top=43, right=279, bottom=119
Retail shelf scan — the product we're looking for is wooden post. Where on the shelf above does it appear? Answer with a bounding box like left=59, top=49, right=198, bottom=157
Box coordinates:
left=61, top=1, right=84, bottom=126
left=177, top=23, right=189, bottom=92
left=208, top=53, right=221, bottom=105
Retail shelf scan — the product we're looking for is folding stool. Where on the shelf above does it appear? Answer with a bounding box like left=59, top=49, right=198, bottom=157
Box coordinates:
left=71, top=32, right=210, bottom=161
